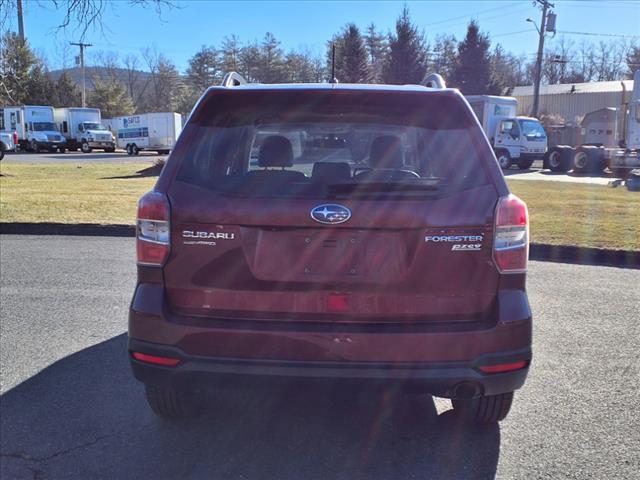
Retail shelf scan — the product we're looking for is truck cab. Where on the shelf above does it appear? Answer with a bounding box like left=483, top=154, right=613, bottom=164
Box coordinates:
left=1, top=106, right=66, bottom=152
left=54, top=108, right=116, bottom=153
left=466, top=95, right=547, bottom=170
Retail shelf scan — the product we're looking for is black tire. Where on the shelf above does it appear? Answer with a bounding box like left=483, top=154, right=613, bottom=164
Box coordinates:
left=516, top=158, right=534, bottom=170
left=81, top=141, right=92, bottom=153
left=545, top=146, right=571, bottom=172
left=452, top=392, right=514, bottom=424
left=104, top=147, right=116, bottom=153
left=573, top=146, right=605, bottom=174
left=0, top=149, right=4, bottom=161
left=126, top=144, right=133, bottom=156
left=144, top=384, right=204, bottom=420
left=58, top=147, right=66, bottom=153
left=495, top=150, right=512, bottom=170
left=30, top=139, right=39, bottom=153
left=131, top=144, right=140, bottom=156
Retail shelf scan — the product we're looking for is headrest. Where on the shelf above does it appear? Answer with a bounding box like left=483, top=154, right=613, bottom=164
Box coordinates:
left=369, top=135, right=404, bottom=169
left=311, top=162, right=351, bottom=182
left=258, top=135, right=294, bottom=168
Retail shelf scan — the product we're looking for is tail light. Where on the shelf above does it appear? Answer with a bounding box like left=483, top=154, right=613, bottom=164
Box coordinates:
left=493, top=194, right=529, bottom=273
left=136, top=191, right=170, bottom=266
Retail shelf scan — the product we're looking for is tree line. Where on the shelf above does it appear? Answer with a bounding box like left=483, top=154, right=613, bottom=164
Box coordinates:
left=1, top=5, right=638, bottom=119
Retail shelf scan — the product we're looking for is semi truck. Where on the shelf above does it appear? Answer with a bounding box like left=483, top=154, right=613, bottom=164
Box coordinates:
left=53, top=107, right=116, bottom=153
left=543, top=70, right=640, bottom=176
left=109, top=112, right=182, bottom=155
left=466, top=95, right=548, bottom=170
left=0, top=106, right=66, bottom=152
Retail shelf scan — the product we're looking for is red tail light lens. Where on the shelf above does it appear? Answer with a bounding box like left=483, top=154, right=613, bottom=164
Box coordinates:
left=493, top=194, right=529, bottom=273
left=478, top=360, right=528, bottom=374
left=131, top=351, right=181, bottom=366
left=136, top=191, right=170, bottom=266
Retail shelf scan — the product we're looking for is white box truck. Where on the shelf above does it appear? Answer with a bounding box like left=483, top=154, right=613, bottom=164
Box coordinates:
left=466, top=95, right=548, bottom=170
left=53, top=107, right=116, bottom=152
left=110, top=112, right=182, bottom=155
left=0, top=106, right=66, bottom=152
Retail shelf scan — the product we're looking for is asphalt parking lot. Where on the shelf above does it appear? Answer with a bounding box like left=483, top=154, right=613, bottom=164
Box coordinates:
left=1, top=235, right=639, bottom=479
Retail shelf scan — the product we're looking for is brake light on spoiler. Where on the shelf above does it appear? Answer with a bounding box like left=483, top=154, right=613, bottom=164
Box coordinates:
left=136, top=191, right=170, bottom=266
left=493, top=194, right=529, bottom=273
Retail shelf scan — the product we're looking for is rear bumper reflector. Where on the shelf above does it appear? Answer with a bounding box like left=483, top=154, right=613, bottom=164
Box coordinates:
left=131, top=351, right=181, bottom=367
left=478, top=360, right=528, bottom=374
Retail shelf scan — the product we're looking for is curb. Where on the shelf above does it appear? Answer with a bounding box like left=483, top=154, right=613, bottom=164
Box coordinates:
left=1, top=222, right=639, bottom=269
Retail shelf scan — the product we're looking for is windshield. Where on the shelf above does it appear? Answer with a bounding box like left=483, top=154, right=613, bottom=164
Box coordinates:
left=519, top=119, right=546, bottom=138
left=176, top=90, right=490, bottom=198
left=32, top=122, right=57, bottom=131
left=83, top=122, right=107, bottom=131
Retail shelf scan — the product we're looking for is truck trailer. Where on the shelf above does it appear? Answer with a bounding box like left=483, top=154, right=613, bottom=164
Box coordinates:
left=543, top=70, right=640, bottom=176
left=110, top=112, right=182, bottom=155
left=465, top=95, right=548, bottom=170
left=0, top=106, right=66, bottom=152
left=53, top=107, right=116, bottom=152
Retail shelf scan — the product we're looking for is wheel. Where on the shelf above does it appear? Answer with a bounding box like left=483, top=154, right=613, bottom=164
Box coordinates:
left=81, top=141, right=92, bottom=153
left=104, top=147, right=116, bottom=153
left=126, top=144, right=133, bottom=155
left=545, top=147, right=571, bottom=172
left=0, top=149, right=4, bottom=161
left=573, top=147, right=604, bottom=174
left=58, top=147, right=66, bottom=153
left=452, top=392, right=514, bottom=424
left=516, top=158, right=534, bottom=169
left=144, top=384, right=205, bottom=420
left=30, top=139, right=39, bottom=153
left=496, top=150, right=512, bottom=169
left=131, top=144, right=140, bottom=155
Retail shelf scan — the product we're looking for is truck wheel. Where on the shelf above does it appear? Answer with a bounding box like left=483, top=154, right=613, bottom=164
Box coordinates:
left=546, top=147, right=571, bottom=172
left=30, top=139, right=39, bottom=153
left=104, top=147, right=116, bottom=153
left=131, top=144, right=140, bottom=155
left=144, top=384, right=205, bottom=420
left=496, top=150, right=512, bottom=170
left=126, top=144, right=133, bottom=155
left=517, top=159, right=534, bottom=170
left=573, top=146, right=604, bottom=174
left=81, top=141, right=92, bottom=153
left=452, top=391, right=514, bottom=424
left=58, top=147, right=66, bottom=153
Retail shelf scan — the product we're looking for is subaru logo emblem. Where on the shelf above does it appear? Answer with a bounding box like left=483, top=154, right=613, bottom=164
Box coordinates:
left=310, top=204, right=351, bottom=225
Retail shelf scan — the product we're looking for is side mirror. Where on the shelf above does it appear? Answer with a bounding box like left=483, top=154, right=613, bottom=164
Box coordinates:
left=78, top=124, right=84, bottom=132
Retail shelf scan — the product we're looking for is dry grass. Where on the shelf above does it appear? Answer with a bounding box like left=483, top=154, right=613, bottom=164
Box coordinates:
left=1, top=163, right=638, bottom=250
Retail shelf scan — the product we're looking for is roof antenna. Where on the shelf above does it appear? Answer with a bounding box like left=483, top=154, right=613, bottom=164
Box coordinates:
left=330, top=43, right=339, bottom=84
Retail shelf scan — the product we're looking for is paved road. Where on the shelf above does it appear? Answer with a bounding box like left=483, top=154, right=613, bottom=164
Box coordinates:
left=1, top=235, right=639, bottom=479
left=2, top=150, right=164, bottom=164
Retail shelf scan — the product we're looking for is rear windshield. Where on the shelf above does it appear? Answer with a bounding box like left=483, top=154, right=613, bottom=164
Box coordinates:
left=175, top=89, right=491, bottom=199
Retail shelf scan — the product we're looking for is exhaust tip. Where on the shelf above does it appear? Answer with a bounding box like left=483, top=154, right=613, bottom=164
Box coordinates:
left=451, top=381, right=483, bottom=399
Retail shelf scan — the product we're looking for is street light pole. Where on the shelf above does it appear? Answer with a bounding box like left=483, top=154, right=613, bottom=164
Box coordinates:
left=531, top=0, right=554, bottom=118
left=70, top=42, right=92, bottom=107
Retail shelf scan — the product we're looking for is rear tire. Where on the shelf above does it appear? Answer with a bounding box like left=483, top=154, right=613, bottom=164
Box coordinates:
left=573, top=146, right=605, bottom=174
left=144, top=384, right=205, bottom=420
left=126, top=144, right=133, bottom=155
left=545, top=146, right=571, bottom=172
left=58, top=147, right=66, bottom=153
left=131, top=144, right=140, bottom=156
left=452, top=392, right=514, bottom=424
left=81, top=141, right=92, bottom=153
left=495, top=150, right=512, bottom=170
left=516, top=158, right=534, bottom=170
left=30, top=139, right=39, bottom=153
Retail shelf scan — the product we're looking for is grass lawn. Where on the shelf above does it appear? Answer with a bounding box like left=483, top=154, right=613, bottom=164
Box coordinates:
left=1, top=163, right=638, bottom=250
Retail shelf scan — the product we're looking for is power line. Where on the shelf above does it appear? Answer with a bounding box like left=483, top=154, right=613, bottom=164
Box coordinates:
left=423, top=2, right=525, bottom=27
left=557, top=30, right=640, bottom=39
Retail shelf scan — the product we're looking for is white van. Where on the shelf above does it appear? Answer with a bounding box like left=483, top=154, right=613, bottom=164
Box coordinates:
left=0, top=106, right=66, bottom=152
left=54, top=107, right=116, bottom=152
left=111, top=112, right=182, bottom=155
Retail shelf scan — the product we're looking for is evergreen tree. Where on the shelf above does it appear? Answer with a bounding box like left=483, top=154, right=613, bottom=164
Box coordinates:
left=260, top=33, right=286, bottom=83
left=382, top=6, right=428, bottom=85
left=88, top=78, right=134, bottom=118
left=221, top=35, right=242, bottom=73
left=51, top=72, right=82, bottom=107
left=239, top=41, right=262, bottom=82
left=449, top=21, right=493, bottom=94
left=364, top=23, right=388, bottom=82
left=24, top=63, right=56, bottom=105
left=335, top=24, right=371, bottom=83
left=186, top=45, right=220, bottom=93
left=431, top=34, right=458, bottom=82
left=0, top=32, right=37, bottom=104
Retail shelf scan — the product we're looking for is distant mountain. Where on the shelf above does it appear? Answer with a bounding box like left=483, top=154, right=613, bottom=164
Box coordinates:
left=49, top=67, right=153, bottom=92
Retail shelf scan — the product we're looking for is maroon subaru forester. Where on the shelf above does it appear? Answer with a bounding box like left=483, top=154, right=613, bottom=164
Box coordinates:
left=129, top=78, right=531, bottom=424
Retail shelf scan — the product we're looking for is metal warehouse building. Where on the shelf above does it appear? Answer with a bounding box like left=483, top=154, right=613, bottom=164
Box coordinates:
left=512, top=79, right=634, bottom=125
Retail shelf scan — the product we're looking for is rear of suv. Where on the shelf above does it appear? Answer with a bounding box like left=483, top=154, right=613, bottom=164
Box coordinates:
left=129, top=76, right=532, bottom=424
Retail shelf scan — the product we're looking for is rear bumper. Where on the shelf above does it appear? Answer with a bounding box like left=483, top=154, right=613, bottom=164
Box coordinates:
left=129, top=283, right=532, bottom=397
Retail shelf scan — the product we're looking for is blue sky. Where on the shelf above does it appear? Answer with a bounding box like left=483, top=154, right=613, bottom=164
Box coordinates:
left=9, top=0, right=640, bottom=73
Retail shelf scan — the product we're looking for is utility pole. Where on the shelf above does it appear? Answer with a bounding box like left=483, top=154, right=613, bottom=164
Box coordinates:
left=531, top=0, right=554, bottom=118
left=17, top=0, right=25, bottom=41
left=70, top=42, right=92, bottom=107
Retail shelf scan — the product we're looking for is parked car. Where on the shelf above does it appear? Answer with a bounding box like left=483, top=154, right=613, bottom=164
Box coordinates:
left=129, top=74, right=532, bottom=424
left=0, top=131, right=17, bottom=160
left=53, top=107, right=116, bottom=152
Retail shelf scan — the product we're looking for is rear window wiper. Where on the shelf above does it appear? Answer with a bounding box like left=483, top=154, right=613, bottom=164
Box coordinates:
left=327, top=181, right=441, bottom=194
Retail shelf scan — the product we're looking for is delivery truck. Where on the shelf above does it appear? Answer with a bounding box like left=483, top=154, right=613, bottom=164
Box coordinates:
left=0, top=106, right=66, bottom=152
left=465, top=95, right=548, bottom=170
left=543, top=70, right=640, bottom=177
left=111, top=112, right=182, bottom=155
left=53, top=107, right=116, bottom=152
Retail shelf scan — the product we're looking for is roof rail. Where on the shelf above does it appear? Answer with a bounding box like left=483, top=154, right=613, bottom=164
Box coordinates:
left=221, top=72, right=247, bottom=87
left=423, top=73, right=446, bottom=89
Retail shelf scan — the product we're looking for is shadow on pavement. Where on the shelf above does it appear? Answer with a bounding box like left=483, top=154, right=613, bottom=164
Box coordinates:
left=1, top=335, right=500, bottom=479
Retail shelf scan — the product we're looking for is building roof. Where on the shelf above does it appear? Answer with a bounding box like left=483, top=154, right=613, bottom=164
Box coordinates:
left=512, top=79, right=634, bottom=97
